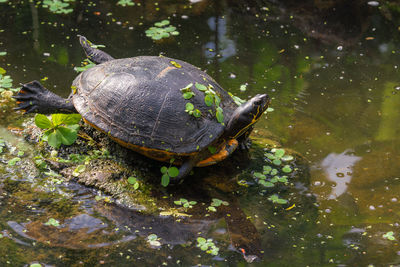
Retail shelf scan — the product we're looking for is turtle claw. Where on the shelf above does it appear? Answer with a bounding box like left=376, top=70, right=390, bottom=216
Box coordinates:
left=239, top=138, right=252, bottom=150
left=13, top=80, right=45, bottom=113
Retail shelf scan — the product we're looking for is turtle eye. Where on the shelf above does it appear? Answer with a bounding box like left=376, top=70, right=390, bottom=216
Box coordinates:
left=253, top=99, right=262, bottom=106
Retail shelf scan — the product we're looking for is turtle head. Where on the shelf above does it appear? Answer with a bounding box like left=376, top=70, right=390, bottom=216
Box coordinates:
left=225, top=94, right=270, bottom=139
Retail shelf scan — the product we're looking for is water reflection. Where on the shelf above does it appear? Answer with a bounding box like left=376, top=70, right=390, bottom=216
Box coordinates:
left=205, top=17, right=236, bottom=61
left=321, top=150, right=361, bottom=199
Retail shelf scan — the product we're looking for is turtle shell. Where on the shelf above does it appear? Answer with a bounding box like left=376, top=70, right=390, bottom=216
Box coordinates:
left=71, top=56, right=238, bottom=155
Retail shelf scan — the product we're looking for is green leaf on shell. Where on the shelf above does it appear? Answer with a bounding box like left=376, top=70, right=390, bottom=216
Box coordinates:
left=204, top=94, right=214, bottom=106
left=192, top=109, right=202, bottom=118
left=216, top=107, right=224, bottom=123
left=195, top=82, right=207, bottom=91
left=185, top=102, right=194, bottom=112
left=183, top=91, right=195, bottom=99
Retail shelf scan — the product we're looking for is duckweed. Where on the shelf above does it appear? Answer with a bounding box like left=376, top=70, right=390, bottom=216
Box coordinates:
left=42, top=0, right=75, bottom=14
left=146, top=20, right=179, bottom=41
left=196, top=237, right=219, bottom=255
left=174, top=198, right=197, bottom=209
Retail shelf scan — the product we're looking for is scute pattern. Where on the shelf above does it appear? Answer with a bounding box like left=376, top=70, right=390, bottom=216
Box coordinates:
left=72, top=56, right=237, bottom=154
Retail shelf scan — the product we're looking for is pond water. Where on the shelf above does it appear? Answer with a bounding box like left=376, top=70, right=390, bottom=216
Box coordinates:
left=1, top=0, right=400, bottom=266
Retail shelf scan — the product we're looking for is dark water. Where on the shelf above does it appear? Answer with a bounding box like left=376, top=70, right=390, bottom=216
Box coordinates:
left=1, top=0, right=400, bottom=266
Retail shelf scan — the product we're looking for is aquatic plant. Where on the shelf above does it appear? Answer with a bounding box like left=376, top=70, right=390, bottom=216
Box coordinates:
left=117, top=0, right=134, bottom=6
left=44, top=218, right=60, bottom=227
left=207, top=198, right=229, bottom=212
left=196, top=237, right=219, bottom=255
left=147, top=234, right=161, bottom=247
left=127, top=176, right=139, bottom=190
left=383, top=231, right=396, bottom=240
left=160, top=163, right=179, bottom=187
left=42, top=0, right=75, bottom=14
left=74, top=59, right=96, bottom=73
left=0, top=68, right=19, bottom=93
left=34, top=113, right=82, bottom=149
left=253, top=147, right=295, bottom=188
left=268, top=194, right=288, bottom=204
left=145, top=20, right=179, bottom=41
left=174, top=198, right=197, bottom=209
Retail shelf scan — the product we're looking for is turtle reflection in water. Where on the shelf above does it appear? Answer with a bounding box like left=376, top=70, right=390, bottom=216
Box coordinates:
left=14, top=35, right=270, bottom=181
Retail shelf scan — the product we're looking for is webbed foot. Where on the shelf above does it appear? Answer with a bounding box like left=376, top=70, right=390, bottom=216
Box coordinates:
left=239, top=138, right=252, bottom=150
left=13, top=81, right=76, bottom=114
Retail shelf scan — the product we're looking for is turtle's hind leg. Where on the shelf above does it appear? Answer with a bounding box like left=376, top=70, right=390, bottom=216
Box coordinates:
left=13, top=80, right=77, bottom=114
left=78, top=35, right=114, bottom=64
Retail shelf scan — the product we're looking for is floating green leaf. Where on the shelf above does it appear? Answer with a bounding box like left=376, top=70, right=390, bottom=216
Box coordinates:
left=117, top=0, right=134, bottom=6
left=282, top=165, right=293, bottom=173
left=146, top=20, right=179, bottom=41
left=383, top=231, right=396, bottom=241
left=44, top=218, right=60, bottom=227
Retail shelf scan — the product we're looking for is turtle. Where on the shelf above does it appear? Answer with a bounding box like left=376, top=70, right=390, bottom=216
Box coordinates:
left=14, top=35, right=270, bottom=181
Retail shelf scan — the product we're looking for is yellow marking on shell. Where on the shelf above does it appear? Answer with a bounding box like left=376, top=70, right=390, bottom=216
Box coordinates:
left=170, top=61, right=182, bottom=68
left=156, top=66, right=175, bottom=79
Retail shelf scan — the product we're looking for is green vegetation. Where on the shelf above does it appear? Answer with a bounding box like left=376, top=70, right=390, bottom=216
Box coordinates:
left=0, top=67, right=19, bottom=93
left=44, top=218, right=60, bottom=227
left=268, top=194, right=288, bottom=204
left=195, top=82, right=224, bottom=124
left=42, top=0, right=75, bottom=14
left=74, top=59, right=96, bottom=73
left=34, top=113, right=81, bottom=149
left=207, top=198, right=229, bottom=212
left=147, top=234, right=161, bottom=247
left=174, top=198, right=197, bottom=209
left=117, top=0, right=135, bottom=7
left=145, top=20, right=179, bottom=41
left=160, top=163, right=179, bottom=187
left=252, top=147, right=294, bottom=188
left=0, top=138, right=5, bottom=153
left=383, top=231, right=396, bottom=240
left=196, top=237, right=219, bottom=255
left=127, top=176, right=139, bottom=190
left=185, top=102, right=202, bottom=118
left=180, top=83, right=195, bottom=99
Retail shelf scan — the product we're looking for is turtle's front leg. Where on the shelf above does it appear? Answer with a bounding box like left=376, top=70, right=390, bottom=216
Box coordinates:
left=237, top=127, right=253, bottom=150
left=13, top=80, right=77, bottom=114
